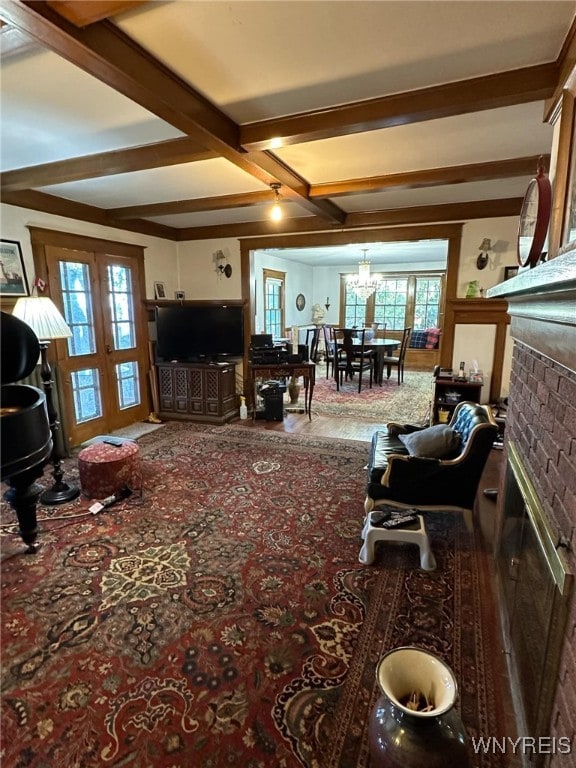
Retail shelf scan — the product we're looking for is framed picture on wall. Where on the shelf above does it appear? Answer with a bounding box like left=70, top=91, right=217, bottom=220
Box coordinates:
left=154, top=281, right=166, bottom=299
left=504, top=266, right=519, bottom=280
left=0, top=239, right=29, bottom=296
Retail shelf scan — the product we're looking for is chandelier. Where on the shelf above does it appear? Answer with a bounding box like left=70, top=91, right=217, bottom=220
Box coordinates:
left=347, top=250, right=381, bottom=300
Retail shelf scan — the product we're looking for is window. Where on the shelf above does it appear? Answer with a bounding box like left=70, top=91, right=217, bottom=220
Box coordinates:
left=342, top=273, right=443, bottom=331
left=373, top=278, right=408, bottom=329
left=263, top=269, right=285, bottom=338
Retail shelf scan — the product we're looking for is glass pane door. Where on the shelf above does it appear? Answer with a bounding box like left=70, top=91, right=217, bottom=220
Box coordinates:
left=44, top=241, right=149, bottom=447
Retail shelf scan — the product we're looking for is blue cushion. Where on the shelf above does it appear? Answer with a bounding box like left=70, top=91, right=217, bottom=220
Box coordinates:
left=409, top=330, right=428, bottom=349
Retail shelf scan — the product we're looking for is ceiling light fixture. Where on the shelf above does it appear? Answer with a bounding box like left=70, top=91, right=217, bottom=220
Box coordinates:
left=476, top=238, right=492, bottom=270
left=270, top=183, right=283, bottom=222
left=347, top=249, right=381, bottom=300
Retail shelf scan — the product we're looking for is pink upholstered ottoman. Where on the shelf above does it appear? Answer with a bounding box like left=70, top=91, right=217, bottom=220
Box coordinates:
left=78, top=441, right=140, bottom=498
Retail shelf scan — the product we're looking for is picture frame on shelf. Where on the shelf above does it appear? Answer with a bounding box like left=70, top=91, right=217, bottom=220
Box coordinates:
left=0, top=239, right=29, bottom=296
left=154, top=281, right=166, bottom=299
left=504, top=266, right=519, bottom=280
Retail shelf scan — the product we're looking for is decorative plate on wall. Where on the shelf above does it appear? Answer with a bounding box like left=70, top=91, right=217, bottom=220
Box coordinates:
left=296, top=293, right=306, bottom=311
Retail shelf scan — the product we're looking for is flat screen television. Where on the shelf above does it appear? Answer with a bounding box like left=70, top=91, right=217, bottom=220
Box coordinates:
left=155, top=304, right=244, bottom=361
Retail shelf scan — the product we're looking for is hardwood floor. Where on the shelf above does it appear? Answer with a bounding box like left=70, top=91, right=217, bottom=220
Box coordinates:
left=239, top=411, right=377, bottom=442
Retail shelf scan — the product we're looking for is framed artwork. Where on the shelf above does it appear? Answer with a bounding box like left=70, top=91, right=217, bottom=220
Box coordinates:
left=154, top=281, right=166, bottom=299
left=0, top=239, right=29, bottom=296
left=504, top=266, right=519, bottom=280
left=296, top=293, right=306, bottom=311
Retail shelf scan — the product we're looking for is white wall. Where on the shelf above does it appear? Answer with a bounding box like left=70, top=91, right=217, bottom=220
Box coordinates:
left=458, top=217, right=521, bottom=296
left=253, top=249, right=315, bottom=334
left=176, top=239, right=242, bottom=301
left=0, top=203, right=178, bottom=298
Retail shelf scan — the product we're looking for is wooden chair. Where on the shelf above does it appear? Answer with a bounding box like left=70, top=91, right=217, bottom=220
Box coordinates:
left=322, top=325, right=336, bottom=378
left=381, top=327, right=412, bottom=385
left=334, top=328, right=374, bottom=392
left=305, top=327, right=321, bottom=362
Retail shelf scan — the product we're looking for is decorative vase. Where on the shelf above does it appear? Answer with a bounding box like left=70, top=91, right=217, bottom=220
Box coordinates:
left=465, top=280, right=480, bottom=298
left=369, top=647, right=471, bottom=768
left=287, top=379, right=300, bottom=404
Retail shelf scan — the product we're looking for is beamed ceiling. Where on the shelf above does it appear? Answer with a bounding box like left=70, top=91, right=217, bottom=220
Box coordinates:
left=1, top=0, right=575, bottom=242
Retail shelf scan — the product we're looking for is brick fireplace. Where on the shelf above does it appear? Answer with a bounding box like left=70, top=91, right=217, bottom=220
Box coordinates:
left=488, top=251, right=576, bottom=766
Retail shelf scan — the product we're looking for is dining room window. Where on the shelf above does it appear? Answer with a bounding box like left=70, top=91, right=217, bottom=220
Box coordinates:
left=263, top=269, right=285, bottom=339
left=341, top=272, right=443, bottom=331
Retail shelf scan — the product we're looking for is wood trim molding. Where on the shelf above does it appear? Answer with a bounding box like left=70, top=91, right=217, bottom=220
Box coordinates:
left=441, top=298, right=510, bottom=401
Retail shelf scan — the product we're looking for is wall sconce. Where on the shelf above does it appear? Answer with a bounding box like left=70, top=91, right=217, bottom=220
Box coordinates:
left=270, top=182, right=282, bottom=221
left=476, top=238, right=492, bottom=270
left=325, top=297, right=331, bottom=312
left=214, top=250, right=232, bottom=278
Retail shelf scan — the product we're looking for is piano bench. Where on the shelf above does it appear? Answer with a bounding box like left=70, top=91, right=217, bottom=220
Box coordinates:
left=78, top=440, right=140, bottom=499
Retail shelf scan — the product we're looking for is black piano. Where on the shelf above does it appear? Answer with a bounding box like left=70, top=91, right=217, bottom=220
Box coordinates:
left=1, top=311, right=53, bottom=552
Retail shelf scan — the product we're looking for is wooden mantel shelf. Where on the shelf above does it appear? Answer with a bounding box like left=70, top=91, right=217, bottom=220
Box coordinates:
left=487, top=250, right=576, bottom=373
left=446, top=297, right=510, bottom=322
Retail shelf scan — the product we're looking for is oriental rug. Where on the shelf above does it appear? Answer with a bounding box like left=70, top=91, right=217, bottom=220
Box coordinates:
left=310, top=369, right=432, bottom=424
left=1, top=422, right=510, bottom=767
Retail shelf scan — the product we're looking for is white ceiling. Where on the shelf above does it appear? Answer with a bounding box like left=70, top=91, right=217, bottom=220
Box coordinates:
left=1, top=0, right=575, bottom=244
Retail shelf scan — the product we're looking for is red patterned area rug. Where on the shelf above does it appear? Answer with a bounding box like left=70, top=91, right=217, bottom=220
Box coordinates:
left=310, top=369, right=432, bottom=423
left=1, top=423, right=510, bottom=767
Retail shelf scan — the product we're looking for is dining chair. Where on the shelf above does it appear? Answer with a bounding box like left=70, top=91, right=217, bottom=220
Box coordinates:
left=334, top=327, right=374, bottom=392
left=322, top=325, right=336, bottom=378
left=305, top=326, right=321, bottom=362
left=381, top=327, right=412, bottom=385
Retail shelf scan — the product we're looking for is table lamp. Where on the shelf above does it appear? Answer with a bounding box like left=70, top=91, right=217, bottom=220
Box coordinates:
left=12, top=296, right=80, bottom=505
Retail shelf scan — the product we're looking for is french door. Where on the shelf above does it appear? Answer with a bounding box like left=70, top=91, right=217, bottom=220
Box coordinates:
left=34, top=232, right=149, bottom=447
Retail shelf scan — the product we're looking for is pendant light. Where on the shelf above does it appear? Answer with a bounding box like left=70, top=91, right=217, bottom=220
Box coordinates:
left=270, top=183, right=282, bottom=221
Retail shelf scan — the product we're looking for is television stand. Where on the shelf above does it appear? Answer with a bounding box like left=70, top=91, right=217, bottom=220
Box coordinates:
left=157, top=361, right=238, bottom=424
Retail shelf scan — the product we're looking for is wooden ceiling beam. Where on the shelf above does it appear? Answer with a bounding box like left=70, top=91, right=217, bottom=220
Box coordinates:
left=310, top=156, right=549, bottom=198
left=1, top=138, right=219, bottom=192
left=344, top=198, right=522, bottom=228
left=175, top=198, right=523, bottom=240
left=1, top=0, right=346, bottom=224
left=240, top=64, right=559, bottom=151
left=2, top=188, right=179, bottom=239
left=109, top=191, right=275, bottom=219
left=45, top=1, right=147, bottom=27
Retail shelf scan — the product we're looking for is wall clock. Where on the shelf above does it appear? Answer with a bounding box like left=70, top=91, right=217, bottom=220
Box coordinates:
left=517, top=158, right=552, bottom=268
left=296, top=293, right=306, bottom=311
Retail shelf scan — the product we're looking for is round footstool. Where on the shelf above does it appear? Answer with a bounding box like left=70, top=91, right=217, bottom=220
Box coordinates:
left=78, top=440, right=140, bottom=498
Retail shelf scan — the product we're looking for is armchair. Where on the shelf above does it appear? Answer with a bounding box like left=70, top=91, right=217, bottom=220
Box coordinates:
left=360, top=402, right=498, bottom=569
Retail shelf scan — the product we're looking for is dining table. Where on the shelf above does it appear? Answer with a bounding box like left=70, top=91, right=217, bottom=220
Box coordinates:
left=351, top=337, right=400, bottom=385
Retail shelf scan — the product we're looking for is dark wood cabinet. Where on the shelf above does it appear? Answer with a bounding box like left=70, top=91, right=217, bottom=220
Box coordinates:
left=432, top=376, right=483, bottom=424
left=157, top=362, right=238, bottom=423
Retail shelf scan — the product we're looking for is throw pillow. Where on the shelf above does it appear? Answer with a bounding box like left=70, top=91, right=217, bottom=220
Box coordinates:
left=398, top=424, right=460, bottom=458
left=425, top=328, right=441, bottom=349
left=409, top=330, right=428, bottom=349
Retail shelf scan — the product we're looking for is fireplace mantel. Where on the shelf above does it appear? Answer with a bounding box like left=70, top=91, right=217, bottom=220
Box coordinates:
left=487, top=250, right=576, bottom=372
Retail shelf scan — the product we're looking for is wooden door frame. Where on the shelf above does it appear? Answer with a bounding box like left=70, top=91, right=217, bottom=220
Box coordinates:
left=239, top=223, right=463, bottom=385
left=28, top=226, right=150, bottom=444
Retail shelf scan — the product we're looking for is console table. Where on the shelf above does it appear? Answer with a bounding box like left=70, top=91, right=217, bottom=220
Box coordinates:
left=249, top=362, right=315, bottom=421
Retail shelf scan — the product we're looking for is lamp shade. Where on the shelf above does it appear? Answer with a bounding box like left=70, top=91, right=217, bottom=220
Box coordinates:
left=12, top=297, right=72, bottom=341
